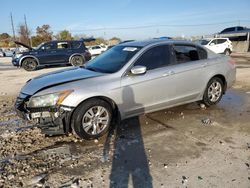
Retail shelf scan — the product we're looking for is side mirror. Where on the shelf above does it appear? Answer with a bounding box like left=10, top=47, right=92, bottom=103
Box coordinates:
left=210, top=42, right=215, bottom=46
left=130, top=66, right=147, bottom=75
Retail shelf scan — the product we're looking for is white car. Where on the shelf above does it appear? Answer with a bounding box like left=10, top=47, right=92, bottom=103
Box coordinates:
left=88, top=45, right=105, bottom=56
left=198, top=38, right=232, bottom=55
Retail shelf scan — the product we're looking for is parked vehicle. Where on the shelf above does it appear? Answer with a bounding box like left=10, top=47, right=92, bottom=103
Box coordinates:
left=99, top=44, right=108, bottom=51
left=12, top=40, right=91, bottom=71
left=0, top=49, right=5, bottom=57
left=198, top=38, right=232, bottom=55
left=15, top=40, right=236, bottom=139
left=220, top=26, right=250, bottom=34
left=87, top=45, right=105, bottom=56
left=1, top=49, right=14, bottom=57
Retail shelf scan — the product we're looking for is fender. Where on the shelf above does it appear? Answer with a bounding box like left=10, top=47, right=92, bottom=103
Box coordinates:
left=69, top=53, right=85, bottom=64
left=20, top=55, right=40, bottom=66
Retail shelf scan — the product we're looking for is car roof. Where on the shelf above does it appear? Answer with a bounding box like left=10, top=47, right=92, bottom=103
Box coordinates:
left=118, top=39, right=196, bottom=47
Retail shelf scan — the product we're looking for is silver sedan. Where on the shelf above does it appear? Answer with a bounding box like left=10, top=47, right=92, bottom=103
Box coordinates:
left=15, top=40, right=236, bottom=139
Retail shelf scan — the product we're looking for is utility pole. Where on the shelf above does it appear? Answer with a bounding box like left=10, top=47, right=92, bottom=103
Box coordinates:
left=10, top=12, right=16, bottom=40
left=24, top=14, right=32, bottom=47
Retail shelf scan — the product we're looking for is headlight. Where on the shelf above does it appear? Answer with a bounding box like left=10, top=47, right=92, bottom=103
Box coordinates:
left=15, top=54, right=23, bottom=59
left=27, top=90, right=73, bottom=108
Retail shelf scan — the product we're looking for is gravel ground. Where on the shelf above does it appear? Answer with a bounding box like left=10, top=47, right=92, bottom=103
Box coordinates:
left=0, top=55, right=250, bottom=187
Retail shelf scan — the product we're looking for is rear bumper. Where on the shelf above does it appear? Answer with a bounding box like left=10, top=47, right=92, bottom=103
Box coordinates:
left=15, top=94, right=74, bottom=135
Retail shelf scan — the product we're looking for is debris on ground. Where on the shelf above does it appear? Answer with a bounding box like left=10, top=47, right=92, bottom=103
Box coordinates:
left=181, top=176, right=188, bottom=184
left=200, top=103, right=206, bottom=110
left=198, top=176, right=203, bottom=180
left=164, top=163, right=168, bottom=169
left=247, top=143, right=250, bottom=149
left=201, top=118, right=212, bottom=125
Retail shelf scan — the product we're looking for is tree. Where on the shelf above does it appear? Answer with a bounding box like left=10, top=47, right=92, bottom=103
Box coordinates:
left=84, top=37, right=107, bottom=46
left=109, top=37, right=121, bottom=42
left=0, top=33, right=10, bottom=40
left=17, top=24, right=30, bottom=46
left=56, top=30, right=73, bottom=40
left=0, top=33, right=11, bottom=47
left=36, top=24, right=53, bottom=41
left=31, top=24, right=53, bottom=46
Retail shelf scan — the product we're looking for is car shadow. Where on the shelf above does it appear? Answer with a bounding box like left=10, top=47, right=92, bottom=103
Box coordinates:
left=103, top=86, right=153, bottom=188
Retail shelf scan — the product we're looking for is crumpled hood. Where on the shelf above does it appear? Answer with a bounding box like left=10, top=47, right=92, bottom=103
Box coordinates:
left=21, top=67, right=104, bottom=95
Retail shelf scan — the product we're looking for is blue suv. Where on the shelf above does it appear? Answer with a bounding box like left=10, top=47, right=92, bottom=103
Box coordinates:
left=12, top=40, right=92, bottom=71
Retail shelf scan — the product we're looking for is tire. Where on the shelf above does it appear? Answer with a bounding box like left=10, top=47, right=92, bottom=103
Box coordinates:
left=70, top=55, right=85, bottom=66
left=72, top=99, right=113, bottom=140
left=224, top=49, right=231, bottom=56
left=22, top=58, right=38, bottom=71
left=202, top=77, right=224, bottom=106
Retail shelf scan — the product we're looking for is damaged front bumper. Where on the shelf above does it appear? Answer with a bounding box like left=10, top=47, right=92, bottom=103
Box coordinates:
left=15, top=93, right=74, bottom=135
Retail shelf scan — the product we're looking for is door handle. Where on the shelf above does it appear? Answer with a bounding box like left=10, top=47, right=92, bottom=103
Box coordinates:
left=163, top=70, right=175, bottom=77
left=51, top=51, right=57, bottom=53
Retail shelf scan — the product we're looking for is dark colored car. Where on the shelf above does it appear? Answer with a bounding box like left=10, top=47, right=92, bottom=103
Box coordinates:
left=12, top=40, right=92, bottom=71
left=220, top=26, right=250, bottom=34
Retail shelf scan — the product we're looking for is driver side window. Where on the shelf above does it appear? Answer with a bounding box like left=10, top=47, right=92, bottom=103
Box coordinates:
left=42, top=43, right=56, bottom=50
left=134, top=45, right=171, bottom=71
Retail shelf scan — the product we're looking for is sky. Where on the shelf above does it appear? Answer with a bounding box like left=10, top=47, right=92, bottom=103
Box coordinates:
left=1, top=0, right=250, bottom=40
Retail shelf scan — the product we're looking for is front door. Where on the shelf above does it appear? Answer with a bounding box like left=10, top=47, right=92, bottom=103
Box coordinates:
left=120, top=45, right=174, bottom=117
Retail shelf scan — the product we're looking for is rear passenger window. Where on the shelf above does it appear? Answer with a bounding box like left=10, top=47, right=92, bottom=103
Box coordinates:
left=217, top=39, right=226, bottom=44
left=134, top=45, right=171, bottom=70
left=57, top=42, right=69, bottom=49
left=173, top=45, right=200, bottom=63
left=197, top=47, right=207, bottom=60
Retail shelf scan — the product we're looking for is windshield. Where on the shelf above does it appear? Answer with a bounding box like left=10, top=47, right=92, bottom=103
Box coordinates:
left=197, top=40, right=210, bottom=45
left=84, top=45, right=141, bottom=73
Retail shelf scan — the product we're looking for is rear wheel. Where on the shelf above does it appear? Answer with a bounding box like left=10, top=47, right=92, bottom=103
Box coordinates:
left=224, top=49, right=231, bottom=56
left=70, top=55, right=84, bottom=66
left=72, top=99, right=112, bottom=140
left=202, top=77, right=224, bottom=106
left=22, top=58, right=37, bottom=71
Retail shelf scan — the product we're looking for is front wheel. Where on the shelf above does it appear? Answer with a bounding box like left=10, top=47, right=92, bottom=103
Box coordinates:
left=72, top=99, right=112, bottom=140
left=22, top=58, right=38, bottom=71
left=202, top=77, right=224, bottom=106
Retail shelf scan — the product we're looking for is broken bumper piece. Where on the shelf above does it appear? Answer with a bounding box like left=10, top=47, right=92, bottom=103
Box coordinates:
left=15, top=102, right=74, bottom=136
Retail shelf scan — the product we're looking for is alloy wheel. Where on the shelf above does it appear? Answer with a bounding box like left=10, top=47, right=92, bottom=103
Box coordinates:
left=81, top=106, right=110, bottom=135
left=208, top=81, right=222, bottom=102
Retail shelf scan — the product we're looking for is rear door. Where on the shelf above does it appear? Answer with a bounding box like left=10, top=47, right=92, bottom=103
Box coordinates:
left=216, top=39, right=227, bottom=53
left=55, top=41, right=71, bottom=63
left=163, top=44, right=209, bottom=104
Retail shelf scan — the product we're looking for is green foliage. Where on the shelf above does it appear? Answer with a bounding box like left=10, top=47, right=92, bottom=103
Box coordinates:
left=56, top=30, right=73, bottom=40
left=1, top=24, right=121, bottom=48
left=0, top=33, right=11, bottom=47
left=31, top=24, right=53, bottom=47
